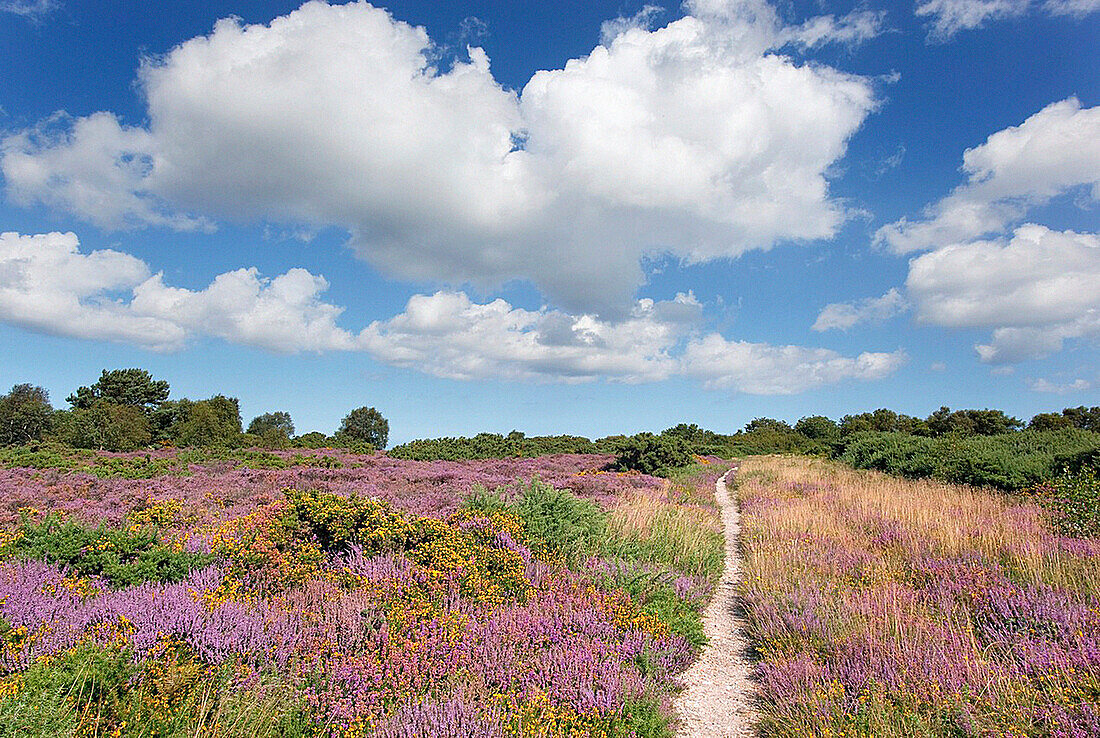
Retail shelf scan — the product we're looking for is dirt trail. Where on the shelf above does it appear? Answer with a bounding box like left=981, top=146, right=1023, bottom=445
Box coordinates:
left=674, top=465, right=756, bottom=737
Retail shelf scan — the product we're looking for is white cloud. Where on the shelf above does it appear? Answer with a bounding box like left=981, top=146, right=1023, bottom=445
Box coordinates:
left=680, top=333, right=906, bottom=394
left=1, top=0, right=878, bottom=314
left=1028, top=377, right=1092, bottom=393
left=877, top=98, right=1100, bottom=253
left=357, top=291, right=692, bottom=383
left=0, top=231, right=356, bottom=352
left=915, top=0, right=1099, bottom=39
left=0, top=230, right=903, bottom=392
left=1, top=113, right=211, bottom=232
left=0, top=0, right=58, bottom=19
left=1044, top=0, right=1100, bottom=15
left=779, top=10, right=887, bottom=48
left=599, top=5, right=666, bottom=45
left=906, top=224, right=1100, bottom=363
left=812, top=288, right=908, bottom=331
left=915, top=0, right=1030, bottom=40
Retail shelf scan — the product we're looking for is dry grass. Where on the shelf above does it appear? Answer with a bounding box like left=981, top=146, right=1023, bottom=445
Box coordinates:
left=737, top=455, right=1100, bottom=737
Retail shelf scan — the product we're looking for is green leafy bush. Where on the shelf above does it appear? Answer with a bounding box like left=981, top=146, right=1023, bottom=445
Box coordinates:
left=1030, top=468, right=1100, bottom=538
left=512, top=479, right=607, bottom=562
left=613, top=433, right=692, bottom=477
left=2, top=513, right=212, bottom=588
left=836, top=429, right=1100, bottom=491
left=388, top=432, right=603, bottom=461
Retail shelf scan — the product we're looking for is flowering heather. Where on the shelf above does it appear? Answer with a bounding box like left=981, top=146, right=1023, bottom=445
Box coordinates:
left=738, top=456, right=1100, bottom=738
left=0, top=449, right=716, bottom=737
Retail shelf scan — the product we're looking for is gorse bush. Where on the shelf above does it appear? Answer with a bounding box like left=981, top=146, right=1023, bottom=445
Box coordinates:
left=614, top=433, right=692, bottom=477
left=285, top=488, right=411, bottom=554
left=2, top=513, right=212, bottom=588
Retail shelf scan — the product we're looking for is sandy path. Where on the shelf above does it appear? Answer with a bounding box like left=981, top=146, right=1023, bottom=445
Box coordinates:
left=674, top=465, right=756, bottom=737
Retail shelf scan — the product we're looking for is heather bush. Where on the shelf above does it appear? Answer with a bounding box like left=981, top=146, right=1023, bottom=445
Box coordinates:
left=0, top=450, right=701, bottom=735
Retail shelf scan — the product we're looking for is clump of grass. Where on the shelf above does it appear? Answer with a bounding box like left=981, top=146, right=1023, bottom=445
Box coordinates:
left=603, top=470, right=725, bottom=582
left=0, top=640, right=311, bottom=738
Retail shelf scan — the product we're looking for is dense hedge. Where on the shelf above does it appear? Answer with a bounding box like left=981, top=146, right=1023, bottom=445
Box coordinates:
left=835, top=429, right=1100, bottom=491
left=387, top=433, right=608, bottom=461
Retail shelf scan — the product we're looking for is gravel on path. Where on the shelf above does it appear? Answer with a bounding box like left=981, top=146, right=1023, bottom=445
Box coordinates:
left=674, top=465, right=756, bottom=737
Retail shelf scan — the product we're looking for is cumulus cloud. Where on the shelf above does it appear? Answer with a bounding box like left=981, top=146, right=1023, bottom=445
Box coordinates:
left=812, top=288, right=908, bottom=331
left=1, top=0, right=878, bottom=314
left=680, top=333, right=906, bottom=394
left=906, top=224, right=1100, bottom=363
left=0, top=231, right=357, bottom=352
left=876, top=98, right=1100, bottom=253
left=358, top=291, right=693, bottom=383
left=0, top=230, right=902, bottom=392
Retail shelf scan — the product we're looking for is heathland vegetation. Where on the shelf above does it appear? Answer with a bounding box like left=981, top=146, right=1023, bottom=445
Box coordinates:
left=0, top=366, right=1098, bottom=736
left=737, top=456, right=1099, bottom=736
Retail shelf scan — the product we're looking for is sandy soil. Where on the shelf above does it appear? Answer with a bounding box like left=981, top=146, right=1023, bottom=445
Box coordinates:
left=674, top=465, right=756, bottom=737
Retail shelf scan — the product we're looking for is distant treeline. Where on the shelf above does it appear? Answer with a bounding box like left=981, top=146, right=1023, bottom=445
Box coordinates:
left=0, top=368, right=388, bottom=452
left=390, top=406, right=1100, bottom=491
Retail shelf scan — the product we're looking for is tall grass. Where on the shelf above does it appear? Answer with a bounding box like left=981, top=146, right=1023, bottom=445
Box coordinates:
left=603, top=463, right=726, bottom=582
left=738, top=456, right=1100, bottom=737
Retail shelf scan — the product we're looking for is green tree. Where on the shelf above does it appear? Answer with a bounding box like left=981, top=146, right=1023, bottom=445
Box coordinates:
left=926, top=407, right=1021, bottom=436
left=67, top=369, right=169, bottom=413
left=794, top=415, right=840, bottom=442
left=743, top=417, right=792, bottom=434
left=62, top=402, right=152, bottom=451
left=1062, top=406, right=1100, bottom=432
left=1029, top=412, right=1073, bottom=431
left=247, top=412, right=295, bottom=437
left=171, top=396, right=242, bottom=447
left=337, top=406, right=389, bottom=449
left=840, top=409, right=928, bottom=436
left=0, top=384, right=54, bottom=446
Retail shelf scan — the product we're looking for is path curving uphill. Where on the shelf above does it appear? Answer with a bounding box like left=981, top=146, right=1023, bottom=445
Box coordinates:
left=674, top=465, right=756, bottom=737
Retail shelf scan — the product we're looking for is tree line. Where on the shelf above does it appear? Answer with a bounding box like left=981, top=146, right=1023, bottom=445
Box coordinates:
left=0, top=369, right=388, bottom=451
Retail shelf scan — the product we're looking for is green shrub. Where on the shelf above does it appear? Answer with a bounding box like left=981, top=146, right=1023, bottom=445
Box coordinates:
left=2, top=513, right=212, bottom=588
left=388, top=433, right=602, bottom=461
left=836, top=429, right=1100, bottom=491
left=510, top=479, right=607, bottom=562
left=1031, top=468, right=1100, bottom=538
left=613, top=433, right=692, bottom=477
left=0, top=641, right=311, bottom=738
left=461, top=485, right=510, bottom=514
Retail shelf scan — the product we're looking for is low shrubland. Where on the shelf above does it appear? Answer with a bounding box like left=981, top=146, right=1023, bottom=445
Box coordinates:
left=0, top=451, right=722, bottom=737
left=737, top=456, right=1100, bottom=737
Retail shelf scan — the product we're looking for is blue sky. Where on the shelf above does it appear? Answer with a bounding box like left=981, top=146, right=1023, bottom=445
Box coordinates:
left=0, top=0, right=1097, bottom=443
